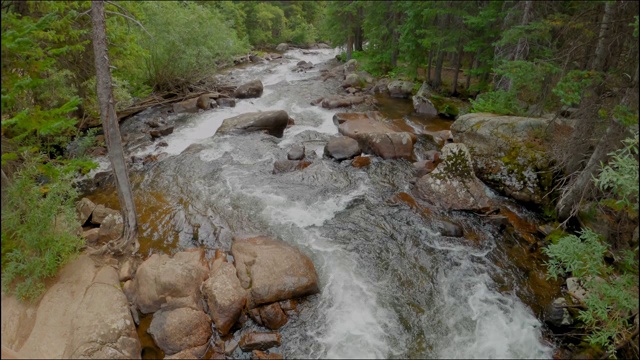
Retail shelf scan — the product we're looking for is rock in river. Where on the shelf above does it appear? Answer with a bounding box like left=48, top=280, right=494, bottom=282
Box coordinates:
left=217, top=110, right=290, bottom=138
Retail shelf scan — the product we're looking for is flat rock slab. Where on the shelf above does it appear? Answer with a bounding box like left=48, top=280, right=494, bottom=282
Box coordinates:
left=239, top=332, right=281, bottom=352
left=1, top=254, right=140, bottom=359
left=335, top=112, right=416, bottom=160
left=217, top=110, right=290, bottom=138
left=231, top=236, right=319, bottom=308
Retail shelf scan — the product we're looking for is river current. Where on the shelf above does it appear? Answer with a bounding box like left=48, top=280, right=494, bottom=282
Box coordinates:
left=87, top=47, right=554, bottom=359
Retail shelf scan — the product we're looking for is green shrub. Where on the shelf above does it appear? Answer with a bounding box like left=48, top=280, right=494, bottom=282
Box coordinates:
left=470, top=90, right=525, bottom=115
left=1, top=153, right=84, bottom=302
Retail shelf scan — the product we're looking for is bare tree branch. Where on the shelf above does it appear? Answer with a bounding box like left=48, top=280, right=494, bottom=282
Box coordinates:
left=104, top=9, right=151, bottom=38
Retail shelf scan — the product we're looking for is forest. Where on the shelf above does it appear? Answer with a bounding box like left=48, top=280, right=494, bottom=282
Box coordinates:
left=1, top=1, right=638, bottom=359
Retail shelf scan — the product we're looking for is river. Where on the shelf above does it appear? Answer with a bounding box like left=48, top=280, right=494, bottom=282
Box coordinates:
left=86, top=47, right=555, bottom=359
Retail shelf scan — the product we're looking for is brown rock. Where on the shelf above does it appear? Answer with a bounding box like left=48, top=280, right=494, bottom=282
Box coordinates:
left=234, top=80, right=264, bottom=99
left=252, top=350, right=284, bottom=359
left=321, top=95, right=365, bottom=109
left=91, top=204, right=118, bottom=225
left=231, top=236, right=320, bottom=307
left=132, top=248, right=209, bottom=314
left=172, top=98, right=199, bottom=114
left=218, top=110, right=290, bottom=138
left=239, top=332, right=281, bottom=352
left=98, top=213, right=123, bottom=242
left=272, top=159, right=312, bottom=174
left=324, top=136, right=361, bottom=160
left=197, top=93, right=221, bottom=110
left=82, top=228, right=100, bottom=245
left=351, top=156, right=371, bottom=168
left=202, top=261, right=247, bottom=335
left=76, top=197, right=96, bottom=225
left=217, top=98, right=236, bottom=108
left=414, top=160, right=436, bottom=178
left=148, top=307, right=212, bottom=355
left=258, top=303, right=288, bottom=330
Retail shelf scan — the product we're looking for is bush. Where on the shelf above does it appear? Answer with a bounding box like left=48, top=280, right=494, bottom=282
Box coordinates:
left=470, top=90, right=525, bottom=115
left=544, top=132, right=639, bottom=357
left=1, top=154, right=84, bottom=301
left=140, top=2, right=249, bottom=90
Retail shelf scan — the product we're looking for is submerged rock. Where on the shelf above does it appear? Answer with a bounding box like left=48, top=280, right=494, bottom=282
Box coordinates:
left=231, top=236, right=320, bottom=307
left=272, top=159, right=312, bottom=174
left=287, top=144, right=305, bottom=160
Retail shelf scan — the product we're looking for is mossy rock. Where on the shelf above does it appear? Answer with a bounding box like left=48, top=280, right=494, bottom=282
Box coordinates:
left=430, top=95, right=460, bottom=119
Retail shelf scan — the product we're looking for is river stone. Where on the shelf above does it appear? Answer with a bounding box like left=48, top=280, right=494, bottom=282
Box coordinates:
left=415, top=143, right=491, bottom=211
left=234, top=80, right=264, bottom=99
left=91, top=204, right=118, bottom=225
left=63, top=266, right=141, bottom=359
left=451, top=113, right=556, bottom=205
left=351, top=156, right=371, bottom=168
left=275, top=43, right=288, bottom=52
left=82, top=228, right=100, bottom=245
left=544, top=297, right=573, bottom=328
left=343, top=59, right=358, bottom=72
left=252, top=350, right=284, bottom=359
left=202, top=260, right=247, bottom=336
left=98, top=213, right=124, bottom=242
left=287, top=144, right=305, bottom=160
left=257, top=302, right=288, bottom=330
left=76, top=197, right=96, bottom=225
left=324, top=136, right=361, bottom=160
left=218, top=110, right=289, bottom=138
left=412, top=82, right=438, bottom=117
left=217, top=98, right=236, bottom=108
left=272, top=159, right=312, bottom=174
left=231, top=236, right=320, bottom=307
left=321, top=95, right=366, bottom=109
left=336, top=112, right=415, bottom=160
left=387, top=80, right=414, bottom=98
left=239, top=332, right=282, bottom=352
left=148, top=307, right=212, bottom=356
left=132, top=248, right=209, bottom=314
left=172, top=98, right=200, bottom=114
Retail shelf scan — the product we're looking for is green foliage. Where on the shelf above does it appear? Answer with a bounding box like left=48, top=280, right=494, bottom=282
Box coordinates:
left=140, top=1, right=249, bottom=90
left=553, top=70, right=602, bottom=107
left=544, top=132, right=640, bottom=357
left=595, top=132, right=639, bottom=214
left=470, top=90, right=525, bottom=115
left=1, top=153, right=84, bottom=302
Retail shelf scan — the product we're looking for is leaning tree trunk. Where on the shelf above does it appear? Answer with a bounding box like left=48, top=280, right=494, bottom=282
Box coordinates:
left=555, top=1, right=618, bottom=220
left=91, top=0, right=139, bottom=255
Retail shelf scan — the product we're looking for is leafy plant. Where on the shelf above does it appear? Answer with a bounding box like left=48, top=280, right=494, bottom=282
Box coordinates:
left=595, top=132, right=639, bottom=214
left=470, top=90, right=525, bottom=115
left=1, top=153, right=84, bottom=302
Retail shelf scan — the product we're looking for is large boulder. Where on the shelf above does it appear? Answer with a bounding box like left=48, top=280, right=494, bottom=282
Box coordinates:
left=335, top=112, right=416, bottom=160
left=148, top=307, right=212, bottom=356
left=132, top=248, right=209, bottom=314
left=4, top=254, right=140, bottom=359
left=234, top=80, right=264, bottom=99
left=98, top=213, right=124, bottom=243
left=217, top=110, right=290, bottom=138
left=324, top=136, right=361, bottom=160
left=63, top=266, right=141, bottom=359
left=231, top=236, right=319, bottom=308
left=415, top=143, right=491, bottom=211
left=76, top=197, right=96, bottom=225
left=450, top=113, right=555, bottom=204
left=412, top=82, right=438, bottom=117
left=387, top=80, right=414, bottom=98
left=172, top=98, right=200, bottom=114
left=201, top=259, right=247, bottom=336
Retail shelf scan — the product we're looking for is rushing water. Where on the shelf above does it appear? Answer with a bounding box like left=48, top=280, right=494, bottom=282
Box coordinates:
left=87, top=48, right=555, bottom=358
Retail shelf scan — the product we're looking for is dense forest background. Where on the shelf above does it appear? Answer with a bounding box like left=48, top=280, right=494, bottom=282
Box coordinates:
left=1, top=1, right=638, bottom=357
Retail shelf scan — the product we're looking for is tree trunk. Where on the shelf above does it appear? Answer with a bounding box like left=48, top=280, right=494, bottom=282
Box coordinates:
left=355, top=6, right=364, bottom=51
left=504, top=0, right=533, bottom=92
left=452, top=43, right=463, bottom=95
left=427, top=49, right=434, bottom=83
left=433, top=50, right=445, bottom=89
left=590, top=1, right=613, bottom=73
left=91, top=0, right=139, bottom=255
left=346, top=33, right=354, bottom=61
left=466, top=50, right=478, bottom=91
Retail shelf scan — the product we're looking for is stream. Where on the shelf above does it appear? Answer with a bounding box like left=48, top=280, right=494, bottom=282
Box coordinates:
left=86, top=47, right=556, bottom=359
